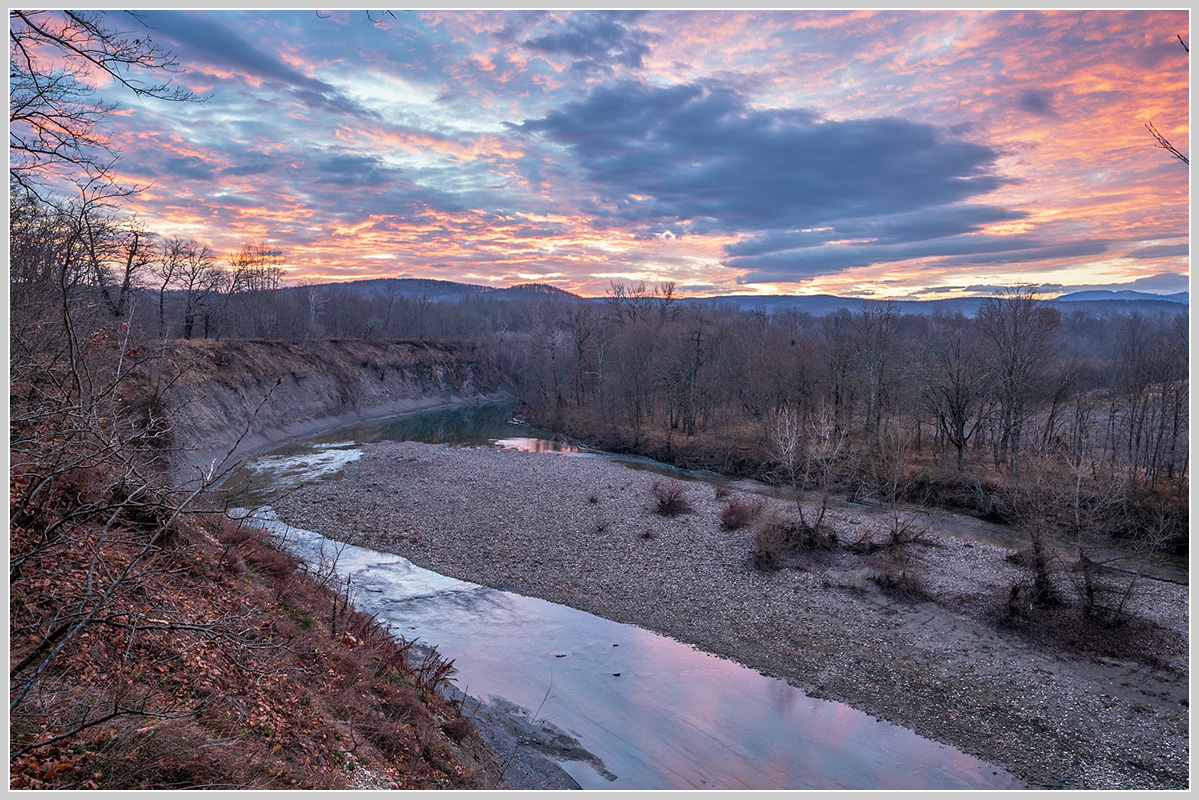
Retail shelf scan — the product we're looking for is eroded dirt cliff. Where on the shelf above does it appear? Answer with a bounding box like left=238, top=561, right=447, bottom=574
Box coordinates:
left=148, top=338, right=506, bottom=483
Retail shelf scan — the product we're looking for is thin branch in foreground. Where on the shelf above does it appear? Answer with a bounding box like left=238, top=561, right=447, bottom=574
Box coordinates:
left=1145, top=121, right=1189, bottom=166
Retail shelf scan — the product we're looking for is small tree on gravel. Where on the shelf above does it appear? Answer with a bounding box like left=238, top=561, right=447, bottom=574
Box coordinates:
left=769, top=404, right=846, bottom=536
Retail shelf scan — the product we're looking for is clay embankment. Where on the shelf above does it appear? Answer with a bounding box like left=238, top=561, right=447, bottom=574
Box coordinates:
left=153, top=338, right=506, bottom=483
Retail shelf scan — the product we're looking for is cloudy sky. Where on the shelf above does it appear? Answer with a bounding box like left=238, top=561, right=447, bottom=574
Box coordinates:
left=90, top=9, right=1188, bottom=298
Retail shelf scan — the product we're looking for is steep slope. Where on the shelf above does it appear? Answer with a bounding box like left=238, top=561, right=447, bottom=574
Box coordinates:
left=150, top=339, right=506, bottom=483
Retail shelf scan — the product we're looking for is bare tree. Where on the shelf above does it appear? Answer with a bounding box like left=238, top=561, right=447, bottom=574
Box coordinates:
left=770, top=403, right=846, bottom=534
left=977, top=286, right=1059, bottom=472
left=84, top=215, right=153, bottom=318
left=181, top=243, right=224, bottom=340
left=301, top=281, right=328, bottom=342
left=149, top=237, right=182, bottom=338
left=854, top=300, right=897, bottom=451
left=226, top=241, right=286, bottom=338
left=9, top=10, right=202, bottom=200
left=922, top=312, right=986, bottom=470
left=151, top=237, right=222, bottom=340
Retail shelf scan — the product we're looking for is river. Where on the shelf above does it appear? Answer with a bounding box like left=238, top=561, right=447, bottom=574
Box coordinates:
left=226, top=402, right=1037, bottom=790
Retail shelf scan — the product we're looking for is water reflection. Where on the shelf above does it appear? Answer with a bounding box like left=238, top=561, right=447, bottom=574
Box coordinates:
left=244, top=509, right=1024, bottom=791
left=492, top=436, right=583, bottom=453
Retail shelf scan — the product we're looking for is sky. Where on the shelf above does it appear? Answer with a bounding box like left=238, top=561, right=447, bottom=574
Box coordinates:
left=70, top=8, right=1191, bottom=298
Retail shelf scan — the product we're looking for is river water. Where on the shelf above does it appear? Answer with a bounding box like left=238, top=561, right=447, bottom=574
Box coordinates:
left=227, top=403, right=1033, bottom=790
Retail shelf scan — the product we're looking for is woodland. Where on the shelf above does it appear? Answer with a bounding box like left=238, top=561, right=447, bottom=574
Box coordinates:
left=8, top=9, right=1188, bottom=790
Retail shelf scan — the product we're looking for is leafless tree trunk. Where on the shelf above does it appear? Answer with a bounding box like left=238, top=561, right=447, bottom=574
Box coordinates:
left=977, top=286, right=1059, bottom=472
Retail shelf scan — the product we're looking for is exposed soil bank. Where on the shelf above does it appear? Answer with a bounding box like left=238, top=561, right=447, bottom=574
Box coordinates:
left=152, top=339, right=505, bottom=484
left=272, top=441, right=1190, bottom=791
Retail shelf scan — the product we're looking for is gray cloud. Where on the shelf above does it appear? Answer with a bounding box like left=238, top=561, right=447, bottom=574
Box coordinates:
left=522, top=11, right=654, bottom=71
left=515, top=81, right=1005, bottom=257
left=1125, top=243, right=1189, bottom=260
left=1016, top=89, right=1057, bottom=117
left=134, top=10, right=381, bottom=120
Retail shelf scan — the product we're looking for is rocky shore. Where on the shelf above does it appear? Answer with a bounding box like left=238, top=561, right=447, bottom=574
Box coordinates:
left=270, top=440, right=1189, bottom=790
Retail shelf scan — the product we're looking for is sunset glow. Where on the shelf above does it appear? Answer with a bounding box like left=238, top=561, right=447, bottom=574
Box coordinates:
left=80, top=9, right=1187, bottom=298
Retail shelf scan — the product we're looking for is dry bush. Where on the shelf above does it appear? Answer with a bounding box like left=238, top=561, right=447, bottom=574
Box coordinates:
left=868, top=547, right=928, bottom=600
left=441, top=714, right=474, bottom=743
left=720, top=495, right=765, bottom=530
left=650, top=480, right=691, bottom=516
left=749, top=510, right=837, bottom=571
left=750, top=515, right=791, bottom=571
left=869, top=566, right=928, bottom=600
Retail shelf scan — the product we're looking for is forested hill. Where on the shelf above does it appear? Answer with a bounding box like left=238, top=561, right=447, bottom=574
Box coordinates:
left=305, top=277, right=581, bottom=303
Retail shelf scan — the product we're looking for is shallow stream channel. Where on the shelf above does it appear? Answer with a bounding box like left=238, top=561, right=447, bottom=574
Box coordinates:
left=224, top=403, right=1029, bottom=790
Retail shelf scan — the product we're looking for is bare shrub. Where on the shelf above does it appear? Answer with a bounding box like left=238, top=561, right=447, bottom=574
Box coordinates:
left=650, top=480, right=691, bottom=516
left=720, top=495, right=765, bottom=530
left=750, top=516, right=791, bottom=571
left=870, top=566, right=928, bottom=600
left=442, top=714, right=474, bottom=743
left=887, top=510, right=927, bottom=547
left=713, top=482, right=732, bottom=499
left=749, top=510, right=837, bottom=571
left=869, top=545, right=928, bottom=600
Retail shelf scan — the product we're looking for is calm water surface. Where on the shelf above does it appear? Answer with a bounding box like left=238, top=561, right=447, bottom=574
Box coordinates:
left=243, top=508, right=1023, bottom=790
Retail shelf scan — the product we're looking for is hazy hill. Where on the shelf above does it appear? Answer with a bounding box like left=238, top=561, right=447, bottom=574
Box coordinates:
left=306, top=277, right=579, bottom=302
left=1054, top=290, right=1189, bottom=304
left=684, top=293, right=1188, bottom=317
left=295, top=277, right=1186, bottom=317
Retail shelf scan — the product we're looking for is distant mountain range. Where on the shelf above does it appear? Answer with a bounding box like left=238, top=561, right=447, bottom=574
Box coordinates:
left=303, top=278, right=1188, bottom=317
left=1054, top=290, right=1189, bottom=304
left=688, top=289, right=1189, bottom=317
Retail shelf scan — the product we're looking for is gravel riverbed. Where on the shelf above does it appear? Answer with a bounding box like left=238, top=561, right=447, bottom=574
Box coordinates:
left=270, top=440, right=1189, bottom=790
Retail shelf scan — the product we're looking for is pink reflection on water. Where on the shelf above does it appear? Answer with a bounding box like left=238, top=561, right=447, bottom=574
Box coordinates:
left=613, top=624, right=1023, bottom=790
left=492, top=437, right=581, bottom=453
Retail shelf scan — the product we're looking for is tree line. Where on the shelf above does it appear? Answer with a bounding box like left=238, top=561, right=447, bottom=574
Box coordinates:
left=503, top=282, right=1187, bottom=492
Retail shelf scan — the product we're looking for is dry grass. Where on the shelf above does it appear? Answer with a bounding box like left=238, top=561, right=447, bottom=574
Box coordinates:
left=10, top=491, right=490, bottom=790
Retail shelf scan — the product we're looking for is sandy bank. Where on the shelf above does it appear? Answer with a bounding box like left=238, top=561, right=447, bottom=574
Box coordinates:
left=271, top=440, right=1189, bottom=790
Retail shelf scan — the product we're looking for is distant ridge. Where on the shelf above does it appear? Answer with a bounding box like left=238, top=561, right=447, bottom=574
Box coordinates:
left=288, top=277, right=1186, bottom=317
left=1054, top=290, right=1188, bottom=304
left=682, top=293, right=1188, bottom=317
left=297, top=277, right=580, bottom=302
left=496, top=282, right=579, bottom=299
